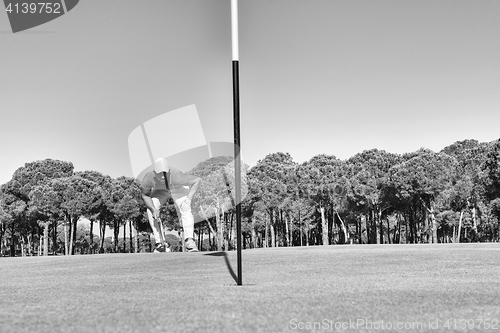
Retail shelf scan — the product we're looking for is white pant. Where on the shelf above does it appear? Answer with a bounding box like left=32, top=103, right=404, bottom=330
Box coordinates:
left=146, top=195, right=194, bottom=244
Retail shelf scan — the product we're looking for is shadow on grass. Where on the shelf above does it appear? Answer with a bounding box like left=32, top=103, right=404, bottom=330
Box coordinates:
left=204, top=251, right=238, bottom=284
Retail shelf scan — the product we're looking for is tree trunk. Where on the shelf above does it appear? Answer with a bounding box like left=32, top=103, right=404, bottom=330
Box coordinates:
left=368, top=210, right=374, bottom=244
left=113, top=220, right=120, bottom=253
left=497, top=219, right=500, bottom=242
left=99, top=219, right=106, bottom=254
left=375, top=208, right=384, bottom=244
left=405, top=213, right=410, bottom=244
left=215, top=206, right=222, bottom=251
left=329, top=210, right=335, bottom=244
left=335, top=211, right=348, bottom=244
left=452, top=223, right=456, bottom=243
left=28, top=225, right=34, bottom=256
left=430, top=210, right=438, bottom=244
left=52, top=221, right=57, bottom=255
left=355, top=217, right=359, bottom=244
left=28, top=227, right=33, bottom=256
left=231, top=213, right=236, bottom=250
left=27, top=234, right=32, bottom=256
left=457, top=210, right=464, bottom=243
left=472, top=206, right=477, bottom=241
left=21, top=236, right=25, bottom=257
left=305, top=224, right=309, bottom=246
left=89, top=220, right=94, bottom=254
left=397, top=214, right=402, bottom=244
left=68, top=217, right=73, bottom=255
left=64, top=218, right=69, bottom=255
left=135, top=228, right=140, bottom=253
left=208, top=227, right=212, bottom=250
left=224, top=213, right=229, bottom=251
left=422, top=208, right=429, bottom=243
left=0, top=223, right=4, bottom=257
left=198, top=228, right=205, bottom=252
left=320, top=206, right=328, bottom=245
left=410, top=209, right=416, bottom=244
left=270, top=223, right=276, bottom=248
left=251, top=219, right=257, bottom=249
left=386, top=218, right=391, bottom=244
left=420, top=199, right=438, bottom=244
left=72, top=217, right=77, bottom=255
left=305, top=225, right=309, bottom=246
left=123, top=220, right=127, bottom=253
left=284, top=213, right=290, bottom=247
left=199, top=208, right=217, bottom=250
left=264, top=216, right=268, bottom=248
left=43, top=223, right=49, bottom=256
left=205, top=219, right=216, bottom=249
left=129, top=220, right=133, bottom=253
left=299, top=222, right=304, bottom=247
left=393, top=218, right=398, bottom=244
left=298, top=210, right=303, bottom=247
left=269, top=209, right=276, bottom=247
left=358, top=215, right=363, bottom=244
left=9, top=220, right=15, bottom=257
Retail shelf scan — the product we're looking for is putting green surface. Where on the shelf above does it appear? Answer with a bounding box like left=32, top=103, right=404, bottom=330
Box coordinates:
left=1, top=243, right=500, bottom=333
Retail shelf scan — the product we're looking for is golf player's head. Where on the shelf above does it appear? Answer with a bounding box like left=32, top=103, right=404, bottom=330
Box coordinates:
left=154, top=158, right=169, bottom=174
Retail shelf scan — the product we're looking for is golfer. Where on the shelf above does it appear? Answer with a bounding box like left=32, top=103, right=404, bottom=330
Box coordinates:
left=141, top=157, right=201, bottom=252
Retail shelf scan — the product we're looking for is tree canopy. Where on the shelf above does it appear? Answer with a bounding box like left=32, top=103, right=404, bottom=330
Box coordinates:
left=1, top=138, right=499, bottom=256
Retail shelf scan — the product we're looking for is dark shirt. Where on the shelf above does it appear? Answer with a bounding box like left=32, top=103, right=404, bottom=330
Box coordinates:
left=141, top=167, right=197, bottom=204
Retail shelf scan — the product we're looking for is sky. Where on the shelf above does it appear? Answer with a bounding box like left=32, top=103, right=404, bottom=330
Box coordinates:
left=1, top=0, right=499, bottom=185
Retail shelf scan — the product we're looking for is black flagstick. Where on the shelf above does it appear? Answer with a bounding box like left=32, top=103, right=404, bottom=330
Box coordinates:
left=161, top=171, right=170, bottom=247
left=231, top=0, right=242, bottom=286
left=163, top=171, right=169, bottom=192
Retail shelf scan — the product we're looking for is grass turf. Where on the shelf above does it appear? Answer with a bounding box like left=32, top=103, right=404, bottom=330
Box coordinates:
left=1, top=243, right=500, bottom=332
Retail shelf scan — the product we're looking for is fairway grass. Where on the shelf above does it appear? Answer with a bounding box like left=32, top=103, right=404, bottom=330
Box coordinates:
left=1, top=243, right=500, bottom=333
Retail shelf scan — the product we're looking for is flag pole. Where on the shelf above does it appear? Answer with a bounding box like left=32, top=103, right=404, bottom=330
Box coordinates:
left=231, top=0, right=242, bottom=286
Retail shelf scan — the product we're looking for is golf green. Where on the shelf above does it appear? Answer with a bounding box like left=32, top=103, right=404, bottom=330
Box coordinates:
left=1, top=243, right=499, bottom=332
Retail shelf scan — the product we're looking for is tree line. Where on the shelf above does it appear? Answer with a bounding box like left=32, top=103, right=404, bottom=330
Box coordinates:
left=1, top=138, right=499, bottom=256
